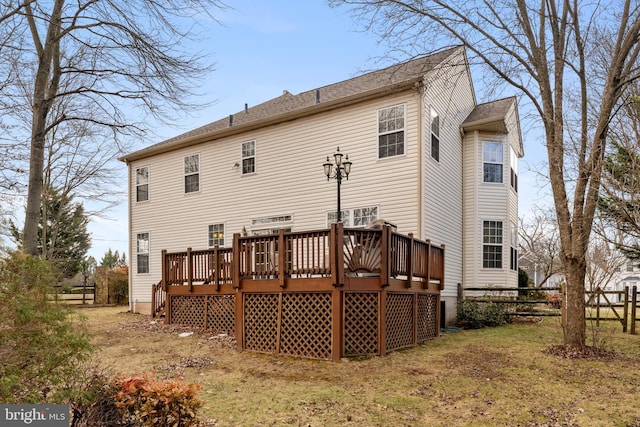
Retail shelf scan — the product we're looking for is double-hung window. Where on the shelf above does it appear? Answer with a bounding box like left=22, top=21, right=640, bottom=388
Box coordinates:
left=135, top=166, right=149, bottom=202
left=136, top=233, right=150, bottom=274
left=184, top=154, right=200, bottom=193
left=483, top=142, right=503, bottom=183
left=208, top=223, right=225, bottom=247
left=242, top=141, right=256, bottom=174
left=378, top=105, right=405, bottom=158
left=483, top=220, right=503, bottom=269
left=430, top=108, right=440, bottom=162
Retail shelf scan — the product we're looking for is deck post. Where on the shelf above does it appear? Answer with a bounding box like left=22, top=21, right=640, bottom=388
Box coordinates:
left=232, top=233, right=241, bottom=289
left=235, top=289, right=244, bottom=351
left=379, top=289, right=387, bottom=356
left=423, top=240, right=431, bottom=290
left=331, top=288, right=343, bottom=361
left=187, top=247, right=193, bottom=292
left=406, top=233, right=414, bottom=288
left=213, top=246, right=220, bottom=291
left=278, top=229, right=286, bottom=288
left=439, top=244, right=446, bottom=290
left=412, top=292, right=418, bottom=345
left=161, top=249, right=167, bottom=291
left=380, top=225, right=391, bottom=288
left=335, top=222, right=345, bottom=287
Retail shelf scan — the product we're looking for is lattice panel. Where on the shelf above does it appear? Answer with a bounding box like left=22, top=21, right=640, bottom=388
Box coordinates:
left=206, top=295, right=235, bottom=334
left=170, top=295, right=206, bottom=328
left=417, top=294, right=438, bottom=342
left=280, top=293, right=332, bottom=359
left=386, top=293, right=414, bottom=351
left=243, top=293, right=279, bottom=353
left=344, top=292, right=379, bottom=357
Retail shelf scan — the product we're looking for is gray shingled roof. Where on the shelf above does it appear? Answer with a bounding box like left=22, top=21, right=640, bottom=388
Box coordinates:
left=121, top=46, right=463, bottom=162
left=462, top=97, right=515, bottom=126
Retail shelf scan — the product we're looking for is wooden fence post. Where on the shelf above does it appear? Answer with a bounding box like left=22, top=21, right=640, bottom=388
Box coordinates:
left=623, top=286, right=629, bottom=333
left=631, top=286, right=637, bottom=335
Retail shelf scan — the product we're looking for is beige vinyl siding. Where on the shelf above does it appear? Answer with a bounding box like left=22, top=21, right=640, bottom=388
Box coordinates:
left=463, top=131, right=514, bottom=291
left=128, top=90, right=423, bottom=304
left=421, top=48, right=475, bottom=298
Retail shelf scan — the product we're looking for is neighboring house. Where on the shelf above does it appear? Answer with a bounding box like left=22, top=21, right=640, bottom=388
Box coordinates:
left=120, top=46, right=524, bottom=322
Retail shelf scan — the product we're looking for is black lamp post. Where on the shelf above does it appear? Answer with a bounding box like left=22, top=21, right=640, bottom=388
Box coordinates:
left=323, top=146, right=352, bottom=222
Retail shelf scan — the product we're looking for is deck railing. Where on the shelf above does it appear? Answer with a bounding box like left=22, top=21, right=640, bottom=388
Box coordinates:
left=158, top=223, right=445, bottom=291
left=153, top=223, right=445, bottom=360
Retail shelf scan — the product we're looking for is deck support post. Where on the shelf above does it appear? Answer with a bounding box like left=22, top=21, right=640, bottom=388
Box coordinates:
left=331, top=288, right=343, bottom=361
left=380, top=225, right=391, bottom=288
left=379, top=290, right=387, bottom=356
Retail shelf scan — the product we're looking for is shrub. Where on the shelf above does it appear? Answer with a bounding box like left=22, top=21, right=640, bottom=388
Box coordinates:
left=114, top=373, right=203, bottom=427
left=0, top=251, right=94, bottom=403
left=456, top=300, right=511, bottom=329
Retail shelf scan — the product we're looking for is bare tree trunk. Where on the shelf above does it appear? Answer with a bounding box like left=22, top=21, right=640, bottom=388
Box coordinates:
left=22, top=0, right=63, bottom=256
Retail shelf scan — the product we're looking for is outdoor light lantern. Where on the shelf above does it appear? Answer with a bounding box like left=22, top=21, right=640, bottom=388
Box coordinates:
left=323, top=156, right=333, bottom=180
left=323, top=146, right=352, bottom=222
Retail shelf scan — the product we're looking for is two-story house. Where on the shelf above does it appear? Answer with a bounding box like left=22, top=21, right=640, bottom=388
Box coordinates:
left=120, top=46, right=523, bottom=324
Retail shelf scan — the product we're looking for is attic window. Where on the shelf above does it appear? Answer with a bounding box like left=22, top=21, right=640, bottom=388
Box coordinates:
left=378, top=105, right=405, bottom=158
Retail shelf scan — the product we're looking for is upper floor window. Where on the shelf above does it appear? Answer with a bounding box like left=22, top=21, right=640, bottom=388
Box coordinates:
left=483, top=142, right=503, bottom=183
left=430, top=108, right=440, bottom=162
left=378, top=105, right=405, bottom=158
left=136, top=232, right=150, bottom=274
left=242, top=140, right=256, bottom=174
left=510, top=147, right=518, bottom=192
left=135, top=166, right=149, bottom=202
left=184, top=154, right=200, bottom=193
left=483, top=220, right=503, bottom=269
left=208, top=223, right=225, bottom=247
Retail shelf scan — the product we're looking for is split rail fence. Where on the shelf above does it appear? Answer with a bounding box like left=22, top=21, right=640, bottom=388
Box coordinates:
left=461, top=285, right=640, bottom=334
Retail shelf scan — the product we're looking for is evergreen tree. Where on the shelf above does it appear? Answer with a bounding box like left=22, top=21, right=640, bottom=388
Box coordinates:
left=11, top=186, right=91, bottom=278
left=599, top=140, right=640, bottom=265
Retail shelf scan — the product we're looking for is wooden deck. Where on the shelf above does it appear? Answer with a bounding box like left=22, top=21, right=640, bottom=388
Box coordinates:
left=152, top=223, right=444, bottom=361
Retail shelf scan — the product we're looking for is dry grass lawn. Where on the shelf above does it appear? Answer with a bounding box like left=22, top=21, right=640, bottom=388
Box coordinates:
left=80, top=306, right=640, bottom=427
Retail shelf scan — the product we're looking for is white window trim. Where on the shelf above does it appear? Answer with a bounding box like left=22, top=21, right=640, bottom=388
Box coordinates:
left=482, top=219, right=504, bottom=270
left=241, top=140, right=257, bottom=175
left=184, top=153, right=200, bottom=194
left=135, top=165, right=149, bottom=203
left=377, top=104, right=406, bottom=160
left=250, top=213, right=294, bottom=234
left=326, top=205, right=379, bottom=228
left=207, top=222, right=226, bottom=248
left=136, top=231, right=151, bottom=275
left=482, top=141, right=504, bottom=184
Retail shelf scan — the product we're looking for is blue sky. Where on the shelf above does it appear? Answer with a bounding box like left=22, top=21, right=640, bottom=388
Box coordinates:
left=87, top=0, right=548, bottom=261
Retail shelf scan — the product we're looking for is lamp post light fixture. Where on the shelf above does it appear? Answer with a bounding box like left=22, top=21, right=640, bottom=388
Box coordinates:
left=323, top=146, right=352, bottom=222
